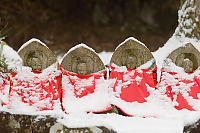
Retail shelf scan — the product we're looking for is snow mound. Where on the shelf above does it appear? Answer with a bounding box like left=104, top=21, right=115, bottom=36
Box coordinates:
left=0, top=41, right=22, bottom=72
left=98, top=51, right=113, bottom=65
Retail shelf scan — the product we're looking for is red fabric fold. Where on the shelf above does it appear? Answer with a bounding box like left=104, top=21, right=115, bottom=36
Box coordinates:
left=9, top=70, right=62, bottom=111
left=159, top=70, right=200, bottom=111
left=61, top=68, right=106, bottom=98
left=109, top=65, right=156, bottom=103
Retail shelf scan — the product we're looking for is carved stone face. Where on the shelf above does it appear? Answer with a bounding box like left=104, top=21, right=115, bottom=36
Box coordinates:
left=175, top=53, right=195, bottom=73
left=182, top=59, right=194, bottom=73
left=27, top=57, right=42, bottom=71
left=125, top=56, right=137, bottom=69
left=76, top=62, right=87, bottom=75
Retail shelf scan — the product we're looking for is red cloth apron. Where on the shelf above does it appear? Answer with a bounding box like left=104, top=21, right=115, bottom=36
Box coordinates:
left=61, top=68, right=111, bottom=113
left=159, top=71, right=200, bottom=111
left=9, top=70, right=62, bottom=111
left=109, top=65, right=156, bottom=103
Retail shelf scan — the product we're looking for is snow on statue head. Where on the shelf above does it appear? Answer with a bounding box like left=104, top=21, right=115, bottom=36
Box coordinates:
left=18, top=38, right=57, bottom=71
left=61, top=44, right=105, bottom=75
left=167, top=43, right=200, bottom=73
left=110, top=37, right=155, bottom=69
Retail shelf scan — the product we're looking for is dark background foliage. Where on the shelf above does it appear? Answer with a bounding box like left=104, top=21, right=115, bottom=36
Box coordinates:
left=0, top=0, right=179, bottom=54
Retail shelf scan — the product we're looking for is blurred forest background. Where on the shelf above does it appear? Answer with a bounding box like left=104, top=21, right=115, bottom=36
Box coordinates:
left=0, top=0, right=179, bottom=54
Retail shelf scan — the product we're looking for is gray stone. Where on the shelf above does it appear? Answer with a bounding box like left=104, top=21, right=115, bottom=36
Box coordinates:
left=0, top=111, right=116, bottom=133
left=110, top=39, right=155, bottom=69
left=167, top=43, right=200, bottom=73
left=184, top=118, right=200, bottom=133
left=51, top=125, right=116, bottom=133
left=61, top=45, right=105, bottom=75
left=18, top=40, right=57, bottom=71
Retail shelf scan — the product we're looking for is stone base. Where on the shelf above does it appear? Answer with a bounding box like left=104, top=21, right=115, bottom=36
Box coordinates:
left=0, top=111, right=116, bottom=133
left=184, top=119, right=200, bottom=133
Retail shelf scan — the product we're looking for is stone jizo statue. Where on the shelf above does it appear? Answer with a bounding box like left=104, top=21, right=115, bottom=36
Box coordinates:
left=18, top=39, right=57, bottom=71
left=110, top=38, right=156, bottom=69
left=61, top=44, right=105, bottom=75
left=167, top=43, right=200, bottom=73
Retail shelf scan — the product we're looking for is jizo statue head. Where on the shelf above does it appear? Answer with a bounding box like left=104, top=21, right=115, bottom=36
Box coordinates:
left=167, top=43, right=200, bottom=73
left=60, top=44, right=105, bottom=75
left=125, top=55, right=138, bottom=69
left=18, top=39, right=58, bottom=71
left=27, top=54, right=42, bottom=71
left=182, top=59, right=194, bottom=73
left=76, top=62, right=88, bottom=75
left=175, top=53, right=194, bottom=73
left=110, top=38, right=156, bottom=70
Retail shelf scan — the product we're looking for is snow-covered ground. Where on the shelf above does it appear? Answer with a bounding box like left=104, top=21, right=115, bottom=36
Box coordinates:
left=58, top=113, right=184, bottom=133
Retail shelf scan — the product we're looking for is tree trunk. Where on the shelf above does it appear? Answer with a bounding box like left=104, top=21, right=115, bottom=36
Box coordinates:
left=178, top=1, right=200, bottom=133
left=176, top=0, right=200, bottom=39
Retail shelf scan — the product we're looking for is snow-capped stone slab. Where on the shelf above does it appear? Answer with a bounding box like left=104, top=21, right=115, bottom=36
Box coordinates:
left=18, top=38, right=57, bottom=71
left=61, top=44, right=105, bottom=75
left=167, top=43, right=200, bottom=73
left=110, top=38, right=156, bottom=69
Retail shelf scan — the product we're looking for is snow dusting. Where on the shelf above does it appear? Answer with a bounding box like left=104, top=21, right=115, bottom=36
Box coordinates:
left=115, top=37, right=147, bottom=51
left=61, top=43, right=98, bottom=63
left=0, top=41, right=22, bottom=72
left=18, top=38, right=50, bottom=53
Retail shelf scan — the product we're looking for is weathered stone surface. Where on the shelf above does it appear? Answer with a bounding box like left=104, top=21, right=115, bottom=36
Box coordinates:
left=167, top=43, right=200, bottom=73
left=110, top=39, right=155, bottom=69
left=184, top=119, right=200, bottom=133
left=0, top=112, right=116, bottom=133
left=50, top=124, right=116, bottom=133
left=18, top=40, right=57, bottom=71
left=61, top=45, right=105, bottom=75
left=0, top=112, right=56, bottom=133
